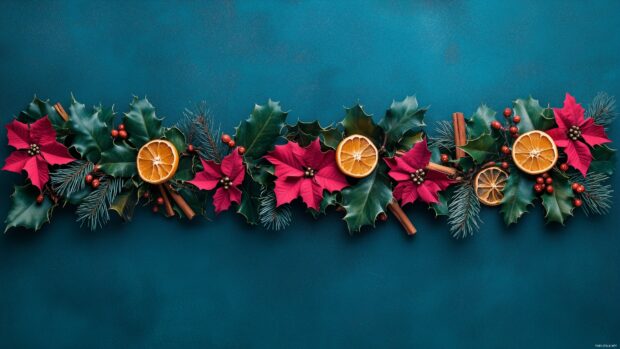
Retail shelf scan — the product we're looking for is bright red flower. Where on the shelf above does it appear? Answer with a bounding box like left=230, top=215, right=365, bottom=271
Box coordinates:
left=188, top=151, right=245, bottom=213
left=264, top=138, right=349, bottom=210
left=546, top=93, right=611, bottom=176
left=385, top=139, right=452, bottom=205
left=2, top=116, right=74, bottom=190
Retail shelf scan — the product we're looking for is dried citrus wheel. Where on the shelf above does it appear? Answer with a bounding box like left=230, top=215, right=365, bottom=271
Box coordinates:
left=474, top=166, right=509, bottom=206
left=511, top=130, right=558, bottom=175
left=136, top=140, right=180, bottom=184
left=335, top=134, right=379, bottom=178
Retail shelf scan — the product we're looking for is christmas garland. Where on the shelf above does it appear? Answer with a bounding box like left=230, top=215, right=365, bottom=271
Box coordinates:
left=2, top=93, right=616, bottom=237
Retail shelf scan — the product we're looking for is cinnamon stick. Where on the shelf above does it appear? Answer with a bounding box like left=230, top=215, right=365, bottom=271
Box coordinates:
left=453, top=112, right=466, bottom=159
left=387, top=200, right=416, bottom=235
left=426, top=162, right=458, bottom=176
left=53, top=103, right=70, bottom=122
left=158, top=184, right=175, bottom=217
left=164, top=183, right=196, bottom=220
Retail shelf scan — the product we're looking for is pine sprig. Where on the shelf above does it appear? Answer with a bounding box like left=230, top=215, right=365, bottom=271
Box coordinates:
left=428, top=120, right=455, bottom=152
left=588, top=92, right=616, bottom=129
left=569, top=171, right=613, bottom=216
left=258, top=189, right=292, bottom=231
left=176, top=102, right=226, bottom=162
left=447, top=182, right=481, bottom=239
left=76, top=177, right=124, bottom=230
left=50, top=160, right=94, bottom=199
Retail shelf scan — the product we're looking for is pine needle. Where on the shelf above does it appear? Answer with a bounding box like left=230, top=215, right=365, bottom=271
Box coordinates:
left=428, top=120, right=455, bottom=152
left=587, top=92, right=616, bottom=129
left=176, top=102, right=226, bottom=162
left=448, top=182, right=481, bottom=239
left=258, top=189, right=292, bottom=231
left=76, top=177, right=124, bottom=230
left=50, top=160, right=94, bottom=198
left=569, top=171, right=613, bottom=216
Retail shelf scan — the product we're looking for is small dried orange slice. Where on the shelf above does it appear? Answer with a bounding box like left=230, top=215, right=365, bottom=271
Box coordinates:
left=474, top=166, right=508, bottom=206
left=511, top=130, right=558, bottom=175
left=136, top=140, right=179, bottom=184
left=335, top=134, right=378, bottom=178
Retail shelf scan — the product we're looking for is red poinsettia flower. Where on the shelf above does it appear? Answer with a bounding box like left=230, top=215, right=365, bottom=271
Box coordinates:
left=188, top=150, right=245, bottom=213
left=385, top=139, right=452, bottom=205
left=264, top=138, right=349, bottom=210
left=2, top=116, right=74, bottom=190
left=546, top=93, right=611, bottom=176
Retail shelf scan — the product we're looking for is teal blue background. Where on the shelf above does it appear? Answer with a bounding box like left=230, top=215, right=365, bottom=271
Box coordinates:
left=1, top=1, right=619, bottom=348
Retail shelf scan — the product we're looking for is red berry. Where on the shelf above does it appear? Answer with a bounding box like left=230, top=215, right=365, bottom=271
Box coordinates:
left=542, top=173, right=549, bottom=179
left=228, top=139, right=236, bottom=148
left=440, top=154, right=449, bottom=162
left=85, top=174, right=94, bottom=184
left=509, top=126, right=518, bottom=134
left=559, top=163, right=569, bottom=172
left=546, top=185, right=554, bottom=194
left=118, top=123, right=125, bottom=130
left=152, top=205, right=159, bottom=213
left=238, top=146, right=246, bottom=155
left=36, top=194, right=44, bottom=204
left=221, top=134, right=231, bottom=143
left=501, top=145, right=510, bottom=154
left=512, top=133, right=519, bottom=139
left=91, top=178, right=100, bottom=189
left=533, top=184, right=543, bottom=193
left=573, top=198, right=583, bottom=207
left=571, top=182, right=580, bottom=191
left=378, top=212, right=388, bottom=222
left=93, top=164, right=101, bottom=172
left=491, top=121, right=502, bottom=130
left=501, top=161, right=509, bottom=169
left=576, top=185, right=585, bottom=194
left=157, top=197, right=165, bottom=205
left=503, top=108, right=512, bottom=117
left=143, top=191, right=150, bottom=199
left=512, top=115, right=521, bottom=124
left=111, top=129, right=119, bottom=138
left=118, top=130, right=128, bottom=139
left=536, top=177, right=545, bottom=184
left=545, top=177, right=553, bottom=185
left=187, top=144, right=195, bottom=153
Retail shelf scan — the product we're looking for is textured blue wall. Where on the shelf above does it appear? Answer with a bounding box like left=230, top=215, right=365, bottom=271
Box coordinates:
left=1, top=1, right=619, bottom=348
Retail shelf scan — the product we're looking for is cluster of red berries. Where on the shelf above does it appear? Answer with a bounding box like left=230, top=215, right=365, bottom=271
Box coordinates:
left=142, top=190, right=166, bottom=213
left=571, top=182, right=586, bottom=207
left=533, top=172, right=554, bottom=194
left=84, top=164, right=102, bottom=189
left=221, top=133, right=246, bottom=155
left=491, top=108, right=521, bottom=139
left=110, top=123, right=128, bottom=139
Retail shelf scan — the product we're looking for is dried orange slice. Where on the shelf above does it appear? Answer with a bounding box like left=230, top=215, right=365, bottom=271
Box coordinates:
left=474, top=166, right=508, bottom=206
left=511, top=130, right=558, bottom=175
left=335, top=134, right=379, bottom=178
left=136, top=140, right=180, bottom=184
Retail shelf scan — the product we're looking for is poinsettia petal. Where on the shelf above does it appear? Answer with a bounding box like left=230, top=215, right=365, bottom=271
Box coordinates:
left=545, top=128, right=570, bottom=148
left=5, top=119, right=31, bottom=149
left=579, top=118, right=611, bottom=147
left=2, top=151, right=32, bottom=173
left=273, top=177, right=302, bottom=207
left=22, top=156, right=49, bottom=190
left=299, top=178, right=323, bottom=210
left=425, top=170, right=453, bottom=190
left=564, top=140, right=592, bottom=177
left=228, top=186, right=242, bottom=205
left=212, top=187, right=232, bottom=214
left=303, top=138, right=325, bottom=169
left=188, top=158, right=222, bottom=190
left=264, top=142, right=305, bottom=179
left=29, top=116, right=57, bottom=146
left=221, top=151, right=245, bottom=185
left=417, top=180, right=441, bottom=204
left=314, top=162, right=349, bottom=192
left=554, top=93, right=585, bottom=129
left=40, top=141, right=74, bottom=165
left=400, top=138, right=431, bottom=170
left=393, top=181, right=418, bottom=206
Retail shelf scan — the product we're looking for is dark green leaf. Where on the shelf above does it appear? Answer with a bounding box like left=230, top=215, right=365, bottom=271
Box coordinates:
left=124, top=97, right=164, bottom=148
left=460, top=133, right=497, bottom=164
left=500, top=171, right=536, bottom=225
left=341, top=104, right=382, bottom=143
left=399, top=131, right=424, bottom=151
left=164, top=127, right=187, bottom=154
left=430, top=189, right=451, bottom=217
left=5, top=184, right=55, bottom=232
left=110, top=187, right=139, bottom=221
left=590, top=145, right=616, bottom=175
left=541, top=174, right=574, bottom=224
left=174, top=156, right=196, bottom=181
left=18, top=97, right=67, bottom=133
left=237, top=192, right=260, bottom=225
left=466, top=105, right=496, bottom=139
left=68, top=98, right=114, bottom=162
left=512, top=97, right=555, bottom=132
left=235, top=100, right=287, bottom=161
left=99, top=142, right=138, bottom=177
left=379, top=96, right=426, bottom=148
left=310, top=191, right=341, bottom=219
left=285, top=120, right=341, bottom=148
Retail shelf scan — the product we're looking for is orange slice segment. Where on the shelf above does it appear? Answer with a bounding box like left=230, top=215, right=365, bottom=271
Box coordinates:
left=136, top=140, right=180, bottom=184
left=474, top=166, right=508, bottom=206
left=335, top=134, right=379, bottom=178
left=511, top=130, right=558, bottom=175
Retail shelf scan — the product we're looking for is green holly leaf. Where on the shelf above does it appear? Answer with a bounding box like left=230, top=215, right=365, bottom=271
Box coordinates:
left=500, top=171, right=535, bottom=225
left=460, top=133, right=497, bottom=164
left=99, top=142, right=138, bottom=177
left=164, top=127, right=187, bottom=154
left=124, top=97, right=164, bottom=148
left=5, top=184, right=55, bottom=232
left=512, top=97, right=555, bottom=132
left=541, top=174, right=574, bottom=224
left=18, top=97, right=67, bottom=134
left=466, top=105, right=496, bottom=139
left=430, top=189, right=451, bottom=217
left=310, top=191, right=341, bottom=219
left=341, top=164, right=393, bottom=233
left=238, top=192, right=260, bottom=225
left=399, top=131, right=424, bottom=151
left=379, top=96, right=427, bottom=150
left=342, top=104, right=382, bottom=143
left=235, top=100, right=288, bottom=161
left=68, top=98, right=114, bottom=162
left=110, top=187, right=139, bottom=222
left=174, top=156, right=196, bottom=181
left=285, top=120, right=341, bottom=148
left=590, top=145, right=616, bottom=175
